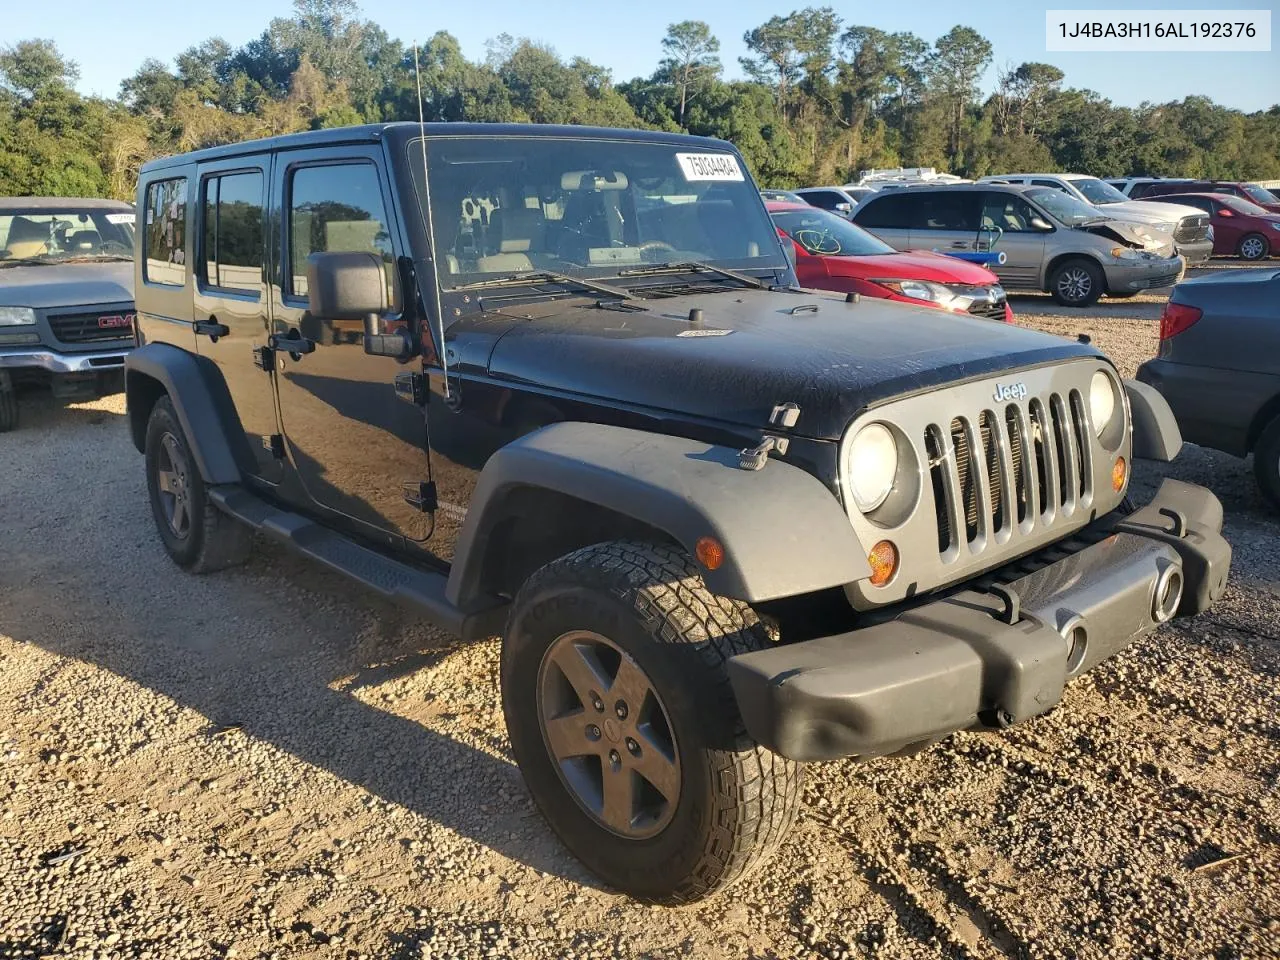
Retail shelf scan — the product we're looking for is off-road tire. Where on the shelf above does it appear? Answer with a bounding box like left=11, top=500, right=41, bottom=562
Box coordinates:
left=144, top=396, right=251, bottom=572
left=1049, top=258, right=1104, bottom=307
left=501, top=540, right=802, bottom=904
left=1237, top=232, right=1270, bottom=261
left=0, top=387, right=16, bottom=433
left=1252, top=414, right=1280, bottom=511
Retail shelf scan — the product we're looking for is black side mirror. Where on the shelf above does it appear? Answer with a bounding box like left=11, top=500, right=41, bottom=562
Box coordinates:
left=305, top=252, right=408, bottom=358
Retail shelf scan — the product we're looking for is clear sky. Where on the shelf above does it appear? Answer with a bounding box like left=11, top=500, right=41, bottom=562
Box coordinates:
left=10, top=0, right=1280, bottom=112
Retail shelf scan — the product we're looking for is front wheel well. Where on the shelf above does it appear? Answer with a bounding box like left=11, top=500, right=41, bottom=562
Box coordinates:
left=126, top=370, right=168, bottom=453
left=1246, top=392, right=1280, bottom=452
left=1043, top=252, right=1103, bottom=291
left=475, top=486, right=679, bottom=602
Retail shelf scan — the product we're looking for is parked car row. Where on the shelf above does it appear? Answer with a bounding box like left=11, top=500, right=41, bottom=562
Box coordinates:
left=767, top=173, right=1278, bottom=286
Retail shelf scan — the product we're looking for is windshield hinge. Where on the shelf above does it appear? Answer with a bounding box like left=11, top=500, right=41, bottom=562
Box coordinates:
left=394, top=371, right=425, bottom=405
left=738, top=434, right=789, bottom=471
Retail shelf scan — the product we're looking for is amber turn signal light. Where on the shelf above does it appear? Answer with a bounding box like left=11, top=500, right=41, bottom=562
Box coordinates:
left=695, top=536, right=725, bottom=571
left=1112, top=456, right=1127, bottom=492
left=868, top=540, right=898, bottom=587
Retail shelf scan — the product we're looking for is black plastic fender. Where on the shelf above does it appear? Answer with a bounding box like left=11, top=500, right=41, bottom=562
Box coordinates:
left=445, top=422, right=871, bottom=606
left=124, top=343, right=248, bottom=484
left=1125, top=378, right=1183, bottom=462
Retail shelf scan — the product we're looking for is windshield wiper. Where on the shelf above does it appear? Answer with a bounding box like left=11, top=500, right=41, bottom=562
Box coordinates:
left=617, top=261, right=768, bottom=290
left=453, top=270, right=635, bottom=300
left=0, top=258, right=58, bottom=268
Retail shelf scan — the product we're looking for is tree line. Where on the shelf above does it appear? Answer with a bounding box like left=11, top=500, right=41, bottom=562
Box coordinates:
left=2, top=0, right=1278, bottom=200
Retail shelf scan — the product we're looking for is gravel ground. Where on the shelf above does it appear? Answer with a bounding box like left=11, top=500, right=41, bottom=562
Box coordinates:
left=2, top=269, right=1278, bottom=959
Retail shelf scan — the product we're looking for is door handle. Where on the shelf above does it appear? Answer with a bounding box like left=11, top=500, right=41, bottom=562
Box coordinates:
left=194, top=320, right=230, bottom=340
left=269, top=332, right=315, bottom=359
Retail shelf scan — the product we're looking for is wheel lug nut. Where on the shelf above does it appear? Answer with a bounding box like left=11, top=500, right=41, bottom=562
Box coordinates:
left=614, top=701, right=628, bottom=720
left=586, top=724, right=601, bottom=741
left=608, top=749, right=621, bottom=770
left=625, top=737, right=640, bottom=756
left=591, top=694, right=604, bottom=712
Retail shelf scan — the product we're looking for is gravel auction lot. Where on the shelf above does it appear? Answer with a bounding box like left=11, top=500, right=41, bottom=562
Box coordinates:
left=2, top=262, right=1278, bottom=960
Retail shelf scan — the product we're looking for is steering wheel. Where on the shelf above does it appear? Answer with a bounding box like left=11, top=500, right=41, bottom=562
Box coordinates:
left=638, top=240, right=680, bottom=261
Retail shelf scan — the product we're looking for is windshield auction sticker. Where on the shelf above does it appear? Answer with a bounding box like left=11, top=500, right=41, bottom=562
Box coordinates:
left=676, top=153, right=745, bottom=182
left=1047, top=9, right=1271, bottom=50
left=105, top=213, right=136, bottom=224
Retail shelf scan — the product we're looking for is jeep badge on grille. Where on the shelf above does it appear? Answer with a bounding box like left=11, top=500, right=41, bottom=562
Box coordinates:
left=992, top=381, right=1028, bottom=402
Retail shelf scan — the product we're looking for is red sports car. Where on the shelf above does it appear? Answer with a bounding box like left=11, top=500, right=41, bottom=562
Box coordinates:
left=767, top=201, right=1012, bottom=321
left=1139, top=192, right=1280, bottom=261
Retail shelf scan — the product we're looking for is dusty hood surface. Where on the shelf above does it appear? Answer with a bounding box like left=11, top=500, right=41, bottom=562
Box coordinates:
left=473, top=288, right=1100, bottom=440
left=0, top=260, right=134, bottom=308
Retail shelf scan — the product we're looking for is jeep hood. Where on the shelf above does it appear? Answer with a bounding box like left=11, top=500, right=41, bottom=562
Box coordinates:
left=0, top=261, right=133, bottom=308
left=479, top=290, right=1100, bottom=441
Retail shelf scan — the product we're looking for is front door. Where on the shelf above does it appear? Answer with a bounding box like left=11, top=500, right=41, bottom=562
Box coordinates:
left=979, top=192, right=1048, bottom=290
left=193, top=157, right=282, bottom=483
left=270, top=148, right=432, bottom=547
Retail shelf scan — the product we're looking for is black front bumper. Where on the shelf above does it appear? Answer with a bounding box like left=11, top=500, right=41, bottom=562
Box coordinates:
left=728, top=479, right=1231, bottom=762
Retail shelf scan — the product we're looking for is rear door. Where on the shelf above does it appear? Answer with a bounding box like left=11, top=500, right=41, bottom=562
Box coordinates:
left=270, top=146, right=432, bottom=548
left=979, top=191, right=1047, bottom=290
left=908, top=191, right=983, bottom=256
left=851, top=192, right=916, bottom=249
left=193, top=157, right=281, bottom=483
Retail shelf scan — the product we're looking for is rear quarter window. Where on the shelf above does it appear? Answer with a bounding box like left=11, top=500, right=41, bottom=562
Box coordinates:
left=144, top=178, right=188, bottom=287
left=852, top=193, right=916, bottom=229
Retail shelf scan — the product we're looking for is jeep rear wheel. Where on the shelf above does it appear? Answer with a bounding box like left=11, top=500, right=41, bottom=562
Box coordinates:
left=501, top=541, right=802, bottom=904
left=145, top=396, right=251, bottom=572
left=1049, top=258, right=1104, bottom=306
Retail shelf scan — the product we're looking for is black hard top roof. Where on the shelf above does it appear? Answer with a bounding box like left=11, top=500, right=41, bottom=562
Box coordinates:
left=139, top=122, right=735, bottom=174
left=0, top=196, right=133, bottom=210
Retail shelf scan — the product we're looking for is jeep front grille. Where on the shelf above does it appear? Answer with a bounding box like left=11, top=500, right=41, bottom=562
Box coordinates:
left=926, top=392, right=1093, bottom=561
left=838, top=360, right=1130, bottom=610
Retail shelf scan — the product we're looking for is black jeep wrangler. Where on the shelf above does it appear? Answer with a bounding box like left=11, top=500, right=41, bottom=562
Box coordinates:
left=125, top=123, right=1231, bottom=904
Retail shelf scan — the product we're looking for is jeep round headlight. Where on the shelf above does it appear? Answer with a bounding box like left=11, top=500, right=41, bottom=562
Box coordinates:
left=847, top=422, right=898, bottom=512
left=1089, top=370, right=1117, bottom=436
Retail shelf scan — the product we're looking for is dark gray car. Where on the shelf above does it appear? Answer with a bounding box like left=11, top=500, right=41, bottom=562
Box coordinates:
left=0, top=197, right=137, bottom=430
left=1137, top=268, right=1280, bottom=507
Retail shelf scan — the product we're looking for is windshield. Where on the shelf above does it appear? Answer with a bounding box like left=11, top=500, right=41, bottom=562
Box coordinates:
left=771, top=207, right=894, bottom=256
left=414, top=137, right=785, bottom=288
left=1072, top=177, right=1129, bottom=205
left=1218, top=194, right=1270, bottom=216
left=0, top=207, right=135, bottom=262
left=1025, top=188, right=1105, bottom=226
left=1243, top=183, right=1280, bottom=205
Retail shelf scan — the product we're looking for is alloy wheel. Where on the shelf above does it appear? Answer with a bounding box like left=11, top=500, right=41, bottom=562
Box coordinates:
left=1057, top=267, right=1092, bottom=302
left=536, top=630, right=681, bottom=839
left=1241, top=236, right=1266, bottom=260
left=155, top=432, right=193, bottom=538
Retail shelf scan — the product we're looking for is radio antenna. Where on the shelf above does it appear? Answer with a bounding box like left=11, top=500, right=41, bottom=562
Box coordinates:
left=414, top=40, right=450, bottom=399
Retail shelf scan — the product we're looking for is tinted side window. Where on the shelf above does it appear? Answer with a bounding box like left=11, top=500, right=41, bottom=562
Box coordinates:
left=144, top=178, right=187, bottom=286
left=803, top=191, right=840, bottom=210
left=287, top=162, right=398, bottom=308
left=202, top=172, right=264, bottom=293
left=852, top=192, right=916, bottom=229
left=981, top=193, right=1039, bottom=232
left=1032, top=179, right=1067, bottom=192
left=1176, top=196, right=1212, bottom=213
left=913, top=193, right=981, bottom=231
